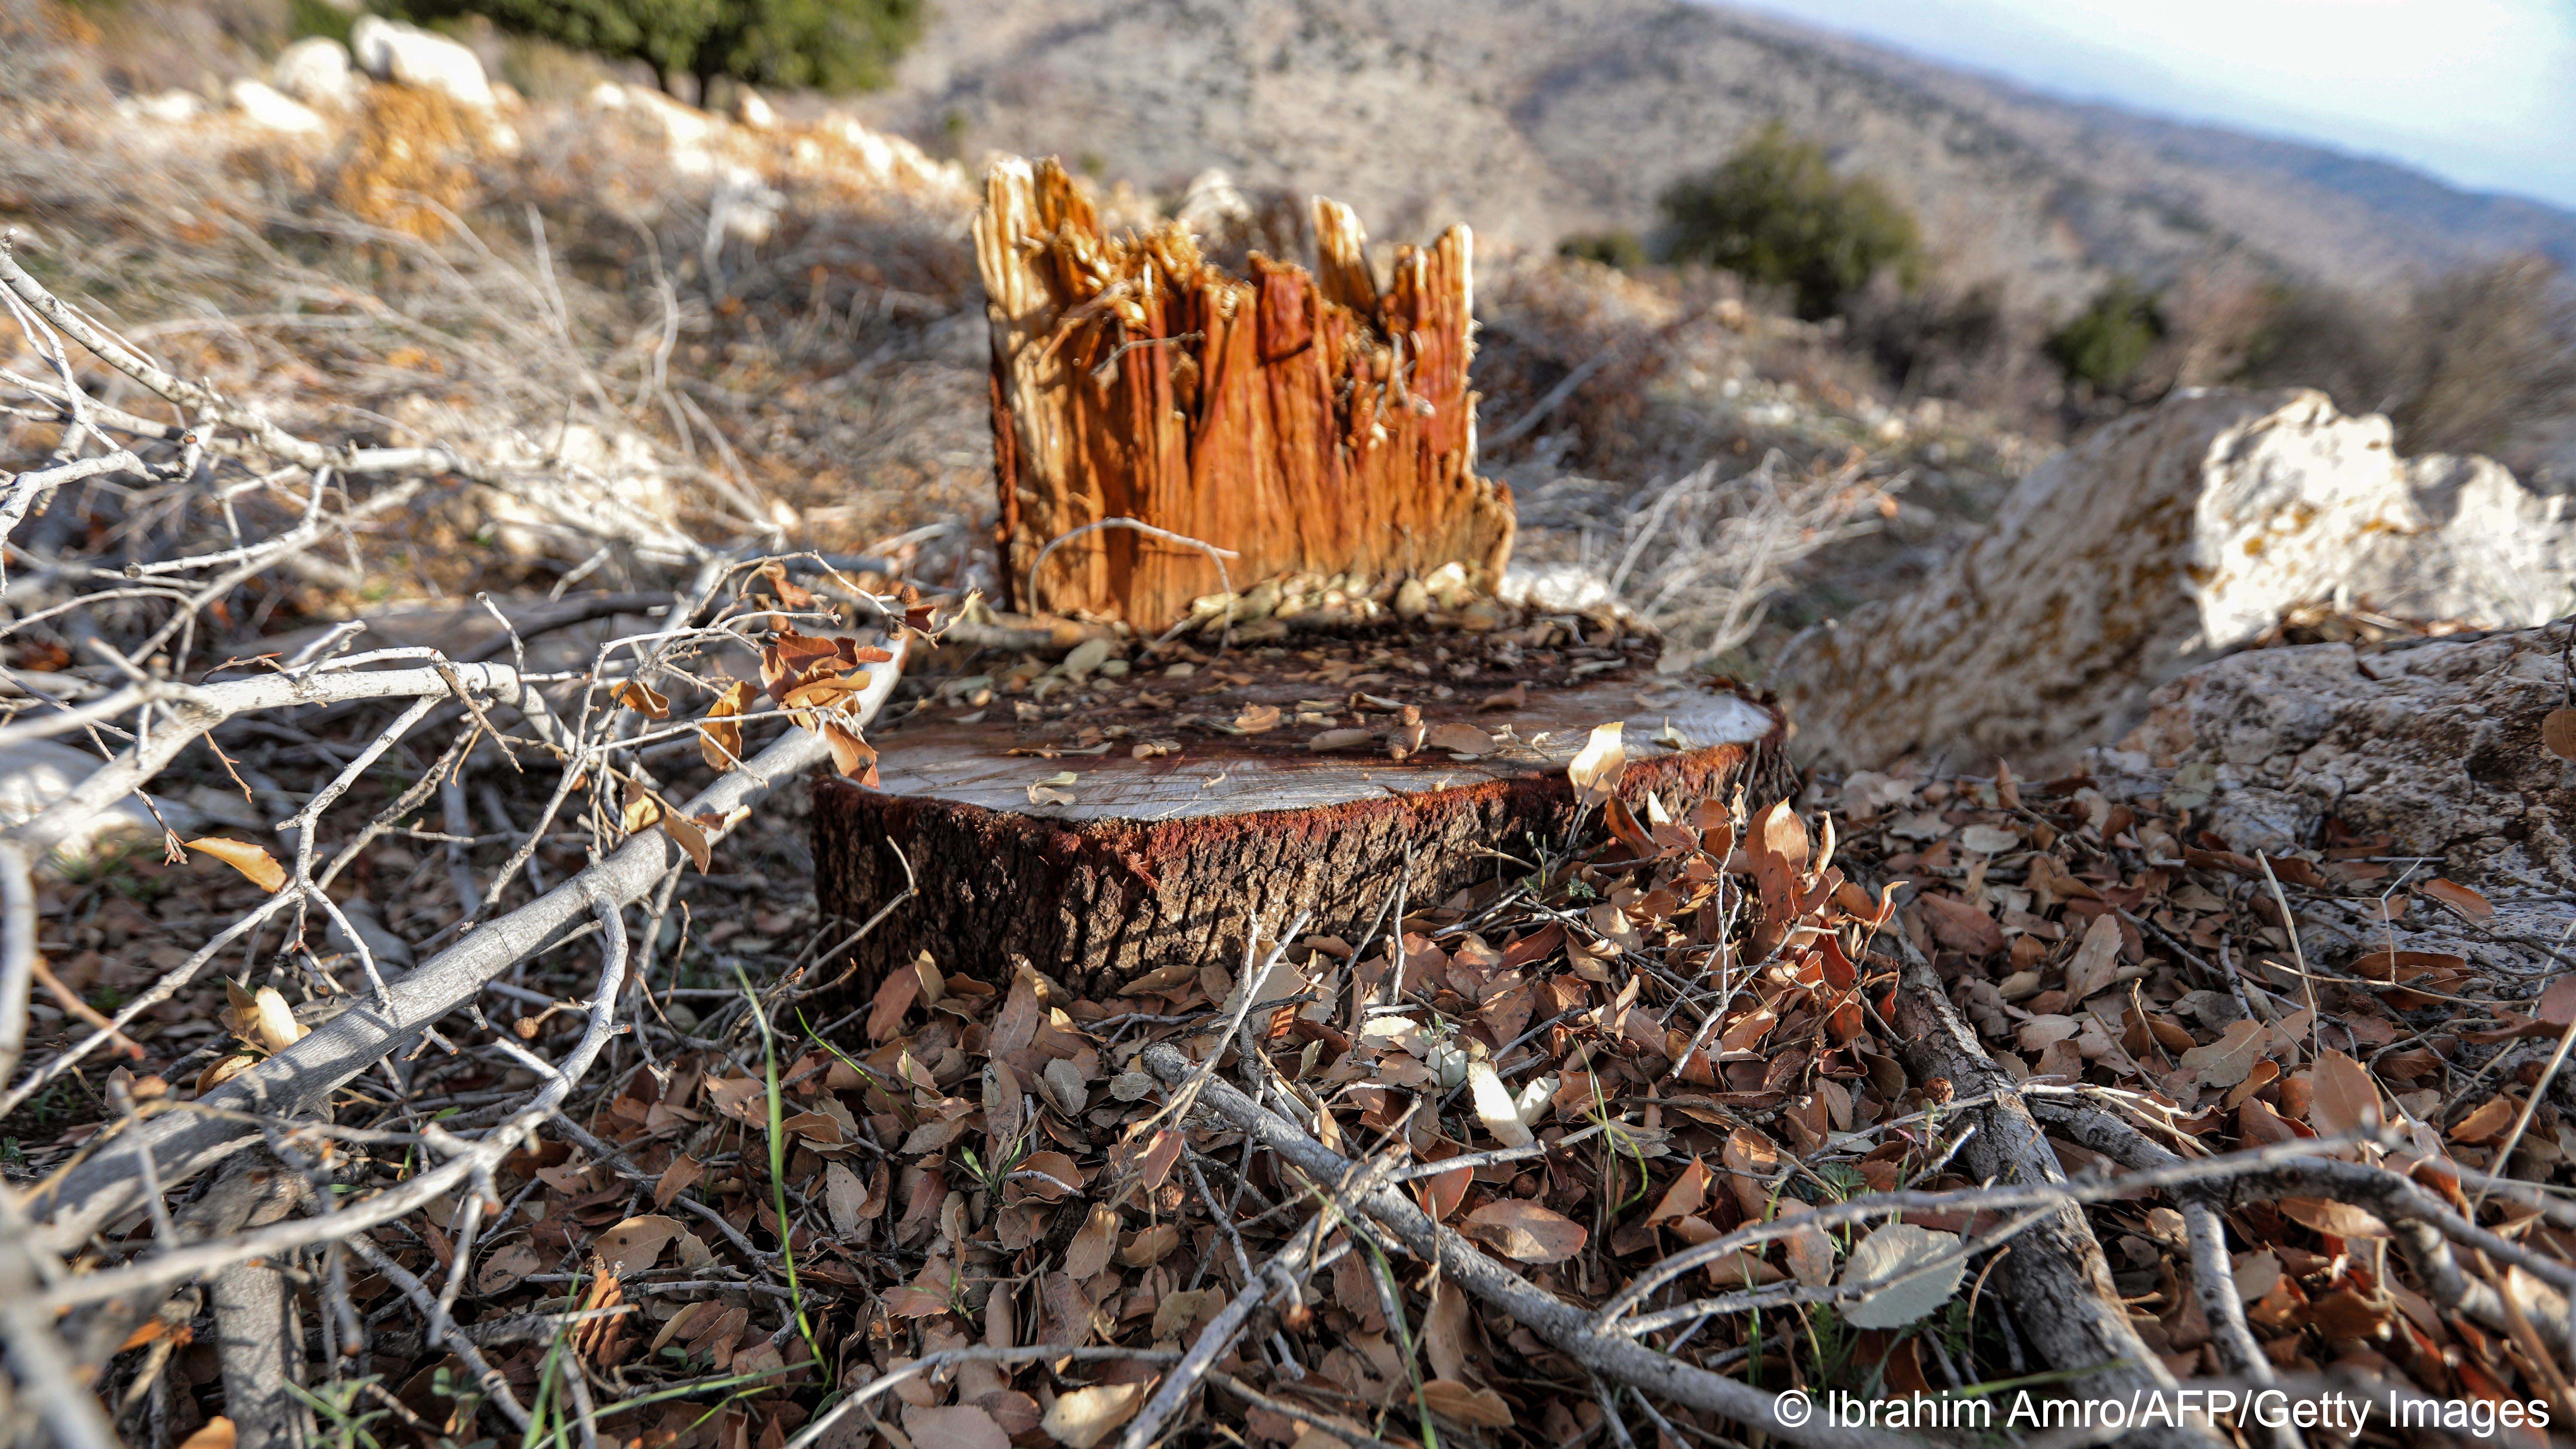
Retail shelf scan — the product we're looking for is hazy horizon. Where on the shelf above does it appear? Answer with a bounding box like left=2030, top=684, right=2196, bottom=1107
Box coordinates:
left=1707, top=0, right=2576, bottom=214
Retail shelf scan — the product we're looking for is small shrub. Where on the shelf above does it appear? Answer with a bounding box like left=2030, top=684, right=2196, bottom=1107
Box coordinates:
left=1558, top=231, right=1645, bottom=271
left=2389, top=255, right=2576, bottom=456
left=1659, top=124, right=1923, bottom=320
left=2232, top=280, right=2399, bottom=411
left=2232, top=256, right=2575, bottom=457
left=397, top=0, right=921, bottom=95
left=2045, top=279, right=2166, bottom=395
left=287, top=0, right=354, bottom=44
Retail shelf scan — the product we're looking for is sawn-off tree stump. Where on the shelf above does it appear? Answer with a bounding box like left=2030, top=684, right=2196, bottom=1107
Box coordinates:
left=815, top=662, right=1789, bottom=998
left=817, top=157, right=1789, bottom=994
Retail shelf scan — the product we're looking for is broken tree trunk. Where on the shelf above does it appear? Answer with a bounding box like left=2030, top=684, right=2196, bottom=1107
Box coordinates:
left=976, top=156, right=1516, bottom=633
left=820, top=161, right=1787, bottom=994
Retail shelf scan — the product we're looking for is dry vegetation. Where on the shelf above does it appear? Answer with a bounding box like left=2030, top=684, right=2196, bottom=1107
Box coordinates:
left=9, top=9, right=2576, bottom=1449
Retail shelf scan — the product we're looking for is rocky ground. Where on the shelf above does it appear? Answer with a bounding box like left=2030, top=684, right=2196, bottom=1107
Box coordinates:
left=9, top=15, right=2576, bottom=1449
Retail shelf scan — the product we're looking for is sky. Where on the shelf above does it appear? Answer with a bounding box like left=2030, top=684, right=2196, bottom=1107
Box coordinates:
left=1708, top=0, right=2576, bottom=212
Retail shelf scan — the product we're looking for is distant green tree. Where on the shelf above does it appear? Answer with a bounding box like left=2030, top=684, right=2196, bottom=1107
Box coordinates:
left=2046, top=279, right=2166, bottom=394
left=397, top=0, right=920, bottom=95
left=1659, top=124, right=1922, bottom=319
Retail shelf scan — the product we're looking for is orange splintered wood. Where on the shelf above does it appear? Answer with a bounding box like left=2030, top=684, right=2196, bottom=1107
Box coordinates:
left=974, top=157, right=1515, bottom=633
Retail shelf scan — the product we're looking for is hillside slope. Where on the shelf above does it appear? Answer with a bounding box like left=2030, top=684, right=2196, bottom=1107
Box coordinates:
left=863, top=0, right=2576, bottom=308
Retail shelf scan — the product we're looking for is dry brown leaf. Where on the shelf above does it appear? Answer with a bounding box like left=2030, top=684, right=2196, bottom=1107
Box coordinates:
left=653, top=1153, right=704, bottom=1209
left=781, top=673, right=873, bottom=712
left=613, top=679, right=671, bottom=718
left=1467, top=1060, right=1534, bottom=1148
left=475, top=1242, right=541, bottom=1294
left=2309, top=1048, right=2382, bottom=1137
left=1419, top=1381, right=1515, bottom=1428
left=186, top=838, right=286, bottom=893
left=660, top=811, right=713, bottom=872
left=2451, top=1094, right=2519, bottom=1143
left=2179, top=1018, right=2267, bottom=1089
left=1914, top=892, right=2002, bottom=957
left=177, top=1419, right=235, bottom=1449
left=1567, top=720, right=1625, bottom=803
left=594, top=1214, right=682, bottom=1276
left=248, top=985, right=303, bottom=1054
left=1118, top=1223, right=1180, bottom=1266
left=866, top=967, right=920, bottom=1043
left=1423, top=1278, right=1473, bottom=1383
left=907, top=1403, right=1011, bottom=1449
left=1777, top=1200, right=1837, bottom=1287
left=2277, top=1197, right=2391, bottom=1239
left=620, top=780, right=663, bottom=834
left=2418, top=878, right=2493, bottom=920
left=1065, top=1205, right=1118, bottom=1279
left=1720, top=1128, right=1780, bottom=1219
left=700, top=679, right=753, bottom=771
left=1040, top=1382, right=1151, bottom=1449
left=1460, top=1198, right=1586, bottom=1263
left=1428, top=722, right=1496, bottom=757
left=1648, top=1157, right=1709, bottom=1226
left=2061, top=912, right=2124, bottom=1004
left=823, top=722, right=878, bottom=784
left=824, top=1161, right=869, bottom=1238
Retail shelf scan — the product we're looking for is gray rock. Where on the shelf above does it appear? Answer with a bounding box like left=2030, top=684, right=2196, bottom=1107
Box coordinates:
left=1780, top=388, right=2576, bottom=770
left=2104, top=625, right=2576, bottom=975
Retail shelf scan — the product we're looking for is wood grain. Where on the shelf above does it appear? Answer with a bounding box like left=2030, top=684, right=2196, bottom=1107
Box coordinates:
left=975, top=157, right=1515, bottom=633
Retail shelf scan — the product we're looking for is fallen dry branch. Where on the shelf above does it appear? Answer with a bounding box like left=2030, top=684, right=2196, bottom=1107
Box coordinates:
left=2035, top=1091, right=2576, bottom=1357
left=1888, top=958, right=2200, bottom=1431
left=1136, top=1041, right=1913, bottom=1449
left=24, top=636, right=899, bottom=1262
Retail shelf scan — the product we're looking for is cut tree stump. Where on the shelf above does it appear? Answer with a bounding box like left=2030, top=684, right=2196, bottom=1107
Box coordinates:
left=976, top=156, right=1515, bottom=634
left=820, top=160, right=1784, bottom=995
left=815, top=653, right=1788, bottom=996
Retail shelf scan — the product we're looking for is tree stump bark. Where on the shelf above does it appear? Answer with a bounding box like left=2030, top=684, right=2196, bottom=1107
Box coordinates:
left=976, top=157, right=1516, bottom=633
left=815, top=656, right=1789, bottom=997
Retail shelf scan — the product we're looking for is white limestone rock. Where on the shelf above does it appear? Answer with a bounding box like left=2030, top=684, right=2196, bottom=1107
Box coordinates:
left=270, top=36, right=358, bottom=108
left=1779, top=388, right=2576, bottom=770
left=125, top=91, right=205, bottom=123
left=349, top=17, right=494, bottom=109
left=229, top=79, right=328, bottom=135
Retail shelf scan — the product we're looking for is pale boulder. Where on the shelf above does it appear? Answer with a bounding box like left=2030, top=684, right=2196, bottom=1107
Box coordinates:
left=229, top=79, right=328, bottom=135
left=2099, top=624, right=2575, bottom=975
left=1779, top=388, right=2576, bottom=769
left=270, top=36, right=358, bottom=108
left=125, top=91, right=204, bottom=123
left=349, top=17, right=495, bottom=109
left=1500, top=560, right=1617, bottom=613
